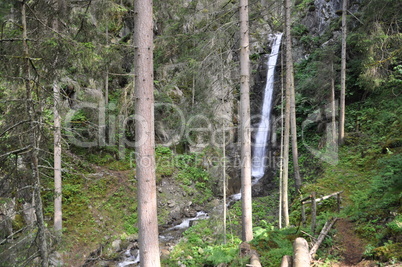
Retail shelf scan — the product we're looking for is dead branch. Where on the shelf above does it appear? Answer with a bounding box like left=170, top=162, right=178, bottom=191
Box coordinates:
left=0, top=120, right=30, bottom=138
left=309, top=218, right=338, bottom=258
left=0, top=145, right=31, bottom=159
left=302, top=191, right=343, bottom=205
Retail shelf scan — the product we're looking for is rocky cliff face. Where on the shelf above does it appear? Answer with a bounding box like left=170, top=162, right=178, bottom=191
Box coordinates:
left=302, top=0, right=343, bottom=36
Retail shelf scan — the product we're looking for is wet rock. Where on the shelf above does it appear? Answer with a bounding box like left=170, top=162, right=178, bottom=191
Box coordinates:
left=112, top=239, right=122, bottom=252
left=192, top=204, right=203, bottom=211
left=127, top=234, right=138, bottom=242
left=181, top=206, right=197, bottom=218
left=170, top=208, right=181, bottom=221
left=97, top=261, right=110, bottom=267
left=167, top=200, right=175, bottom=208
left=160, top=249, right=170, bottom=259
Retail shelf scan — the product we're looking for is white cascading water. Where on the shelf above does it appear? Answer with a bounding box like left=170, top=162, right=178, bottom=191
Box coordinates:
left=251, top=33, right=283, bottom=181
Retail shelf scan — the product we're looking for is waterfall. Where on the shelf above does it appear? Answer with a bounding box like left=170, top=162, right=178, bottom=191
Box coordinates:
left=251, top=33, right=283, bottom=180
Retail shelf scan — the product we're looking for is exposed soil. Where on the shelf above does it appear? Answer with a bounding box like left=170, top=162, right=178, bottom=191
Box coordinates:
left=333, top=218, right=366, bottom=266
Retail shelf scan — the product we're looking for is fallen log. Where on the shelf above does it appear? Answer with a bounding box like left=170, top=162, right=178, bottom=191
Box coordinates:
left=310, top=217, right=338, bottom=258
left=281, top=255, right=292, bottom=267
left=248, top=253, right=262, bottom=267
left=293, top=237, right=310, bottom=267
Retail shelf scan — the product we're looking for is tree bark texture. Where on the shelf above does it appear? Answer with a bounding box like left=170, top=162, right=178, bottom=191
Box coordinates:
left=282, top=64, right=290, bottom=227
left=284, top=0, right=301, bottom=192
left=250, top=253, right=262, bottom=267
left=239, top=0, right=253, bottom=242
left=53, top=82, right=62, bottom=235
left=339, top=0, right=347, bottom=145
left=293, top=237, right=310, bottom=267
left=330, top=62, right=337, bottom=148
left=311, top=192, right=317, bottom=234
left=281, top=255, right=292, bottom=267
left=133, top=0, right=161, bottom=266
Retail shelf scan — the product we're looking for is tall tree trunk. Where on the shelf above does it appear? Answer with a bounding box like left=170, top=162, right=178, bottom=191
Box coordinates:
left=22, top=1, right=49, bottom=266
left=339, top=0, right=347, bottom=145
left=330, top=62, right=337, bottom=147
left=279, top=52, right=285, bottom=229
left=105, top=20, right=109, bottom=107
left=52, top=0, right=64, bottom=237
left=282, top=80, right=290, bottom=227
left=133, top=1, right=161, bottom=266
left=284, top=0, right=301, bottom=193
left=239, top=0, right=253, bottom=242
left=222, top=108, right=227, bottom=244
left=53, top=82, right=62, bottom=235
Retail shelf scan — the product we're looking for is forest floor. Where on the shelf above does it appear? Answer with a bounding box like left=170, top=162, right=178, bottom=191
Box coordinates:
left=330, top=219, right=401, bottom=267
left=333, top=218, right=366, bottom=266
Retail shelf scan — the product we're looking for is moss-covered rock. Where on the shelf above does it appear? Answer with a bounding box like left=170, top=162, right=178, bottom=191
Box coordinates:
left=374, top=242, right=402, bottom=261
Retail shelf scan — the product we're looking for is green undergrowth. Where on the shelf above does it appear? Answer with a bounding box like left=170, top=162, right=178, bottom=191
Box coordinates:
left=162, top=218, right=245, bottom=266
left=42, top=144, right=219, bottom=265
left=297, top=85, right=402, bottom=263
left=42, top=149, right=138, bottom=264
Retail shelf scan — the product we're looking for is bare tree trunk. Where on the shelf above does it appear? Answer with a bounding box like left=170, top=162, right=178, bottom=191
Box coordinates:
left=282, top=6, right=291, bottom=225
left=22, top=2, right=49, bottom=266
left=53, top=82, right=62, bottom=235
left=284, top=0, right=301, bottom=192
left=239, top=0, right=253, bottom=242
left=330, top=62, right=337, bottom=147
left=339, top=0, right=347, bottom=145
left=52, top=0, right=64, bottom=237
left=222, top=105, right=227, bottom=244
left=279, top=52, right=285, bottom=229
left=105, top=21, right=109, bottom=107
left=133, top=0, right=161, bottom=266
left=282, top=85, right=290, bottom=227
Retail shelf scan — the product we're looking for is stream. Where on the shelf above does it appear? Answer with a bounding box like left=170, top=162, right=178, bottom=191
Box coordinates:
left=118, top=211, right=209, bottom=266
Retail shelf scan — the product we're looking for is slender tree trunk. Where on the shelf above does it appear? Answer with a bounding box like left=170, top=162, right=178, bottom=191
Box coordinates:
left=133, top=1, right=161, bottom=266
left=222, top=112, right=227, bottom=244
left=52, top=0, right=63, bottom=237
left=279, top=51, right=285, bottom=229
left=330, top=62, right=337, bottom=147
left=282, top=0, right=294, bottom=228
left=339, top=0, right=347, bottom=145
left=282, top=81, right=290, bottom=227
left=105, top=22, right=109, bottom=107
left=239, top=0, right=253, bottom=242
left=53, top=82, right=62, bottom=235
left=22, top=2, right=49, bottom=266
left=284, top=0, right=301, bottom=192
